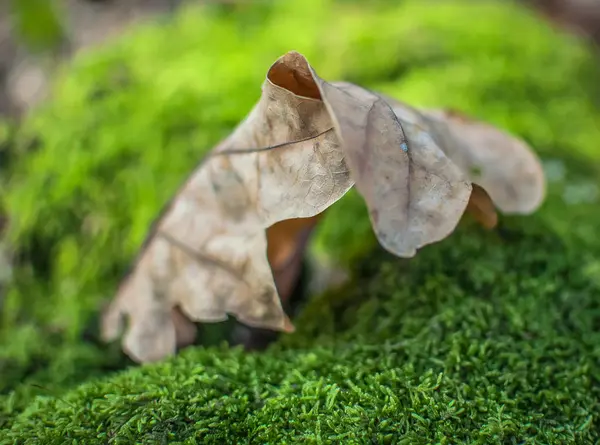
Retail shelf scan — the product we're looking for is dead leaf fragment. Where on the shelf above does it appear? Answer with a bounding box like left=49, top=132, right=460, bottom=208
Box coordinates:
left=387, top=100, right=546, bottom=215
left=102, top=51, right=545, bottom=363
left=312, top=78, right=471, bottom=258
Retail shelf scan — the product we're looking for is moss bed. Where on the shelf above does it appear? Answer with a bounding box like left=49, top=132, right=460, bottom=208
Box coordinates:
left=2, top=0, right=600, bottom=443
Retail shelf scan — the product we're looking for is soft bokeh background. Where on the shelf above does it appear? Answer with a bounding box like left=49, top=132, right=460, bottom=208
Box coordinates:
left=1, top=0, right=600, bottom=442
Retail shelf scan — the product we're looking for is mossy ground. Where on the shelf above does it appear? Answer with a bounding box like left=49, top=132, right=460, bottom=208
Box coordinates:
left=2, top=0, right=600, bottom=443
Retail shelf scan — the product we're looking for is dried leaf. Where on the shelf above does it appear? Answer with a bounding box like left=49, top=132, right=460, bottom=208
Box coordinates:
left=102, top=51, right=545, bottom=363
left=102, top=53, right=354, bottom=363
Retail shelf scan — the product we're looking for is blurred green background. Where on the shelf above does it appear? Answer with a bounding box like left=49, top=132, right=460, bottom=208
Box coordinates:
left=1, top=0, right=600, bottom=442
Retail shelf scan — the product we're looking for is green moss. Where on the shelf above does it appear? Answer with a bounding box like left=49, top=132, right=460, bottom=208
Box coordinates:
left=4, top=222, right=600, bottom=443
left=2, top=0, right=600, bottom=441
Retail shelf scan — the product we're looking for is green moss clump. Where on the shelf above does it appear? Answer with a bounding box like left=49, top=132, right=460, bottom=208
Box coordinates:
left=2, top=0, right=600, bottom=441
left=5, top=222, right=600, bottom=443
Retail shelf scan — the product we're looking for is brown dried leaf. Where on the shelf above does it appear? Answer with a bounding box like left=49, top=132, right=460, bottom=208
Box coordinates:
left=102, top=53, right=352, bottom=363
left=101, top=51, right=544, bottom=363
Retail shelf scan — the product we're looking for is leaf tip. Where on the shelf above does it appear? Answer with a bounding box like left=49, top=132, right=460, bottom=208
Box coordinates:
left=282, top=316, right=296, bottom=333
left=267, top=50, right=321, bottom=100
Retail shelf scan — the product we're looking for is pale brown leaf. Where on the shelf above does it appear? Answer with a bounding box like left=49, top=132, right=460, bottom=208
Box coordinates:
left=101, top=51, right=545, bottom=363
left=312, top=79, right=472, bottom=258
left=102, top=53, right=352, bottom=363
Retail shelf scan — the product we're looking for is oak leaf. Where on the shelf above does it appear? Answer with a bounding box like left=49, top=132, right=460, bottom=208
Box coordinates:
left=101, top=51, right=545, bottom=363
